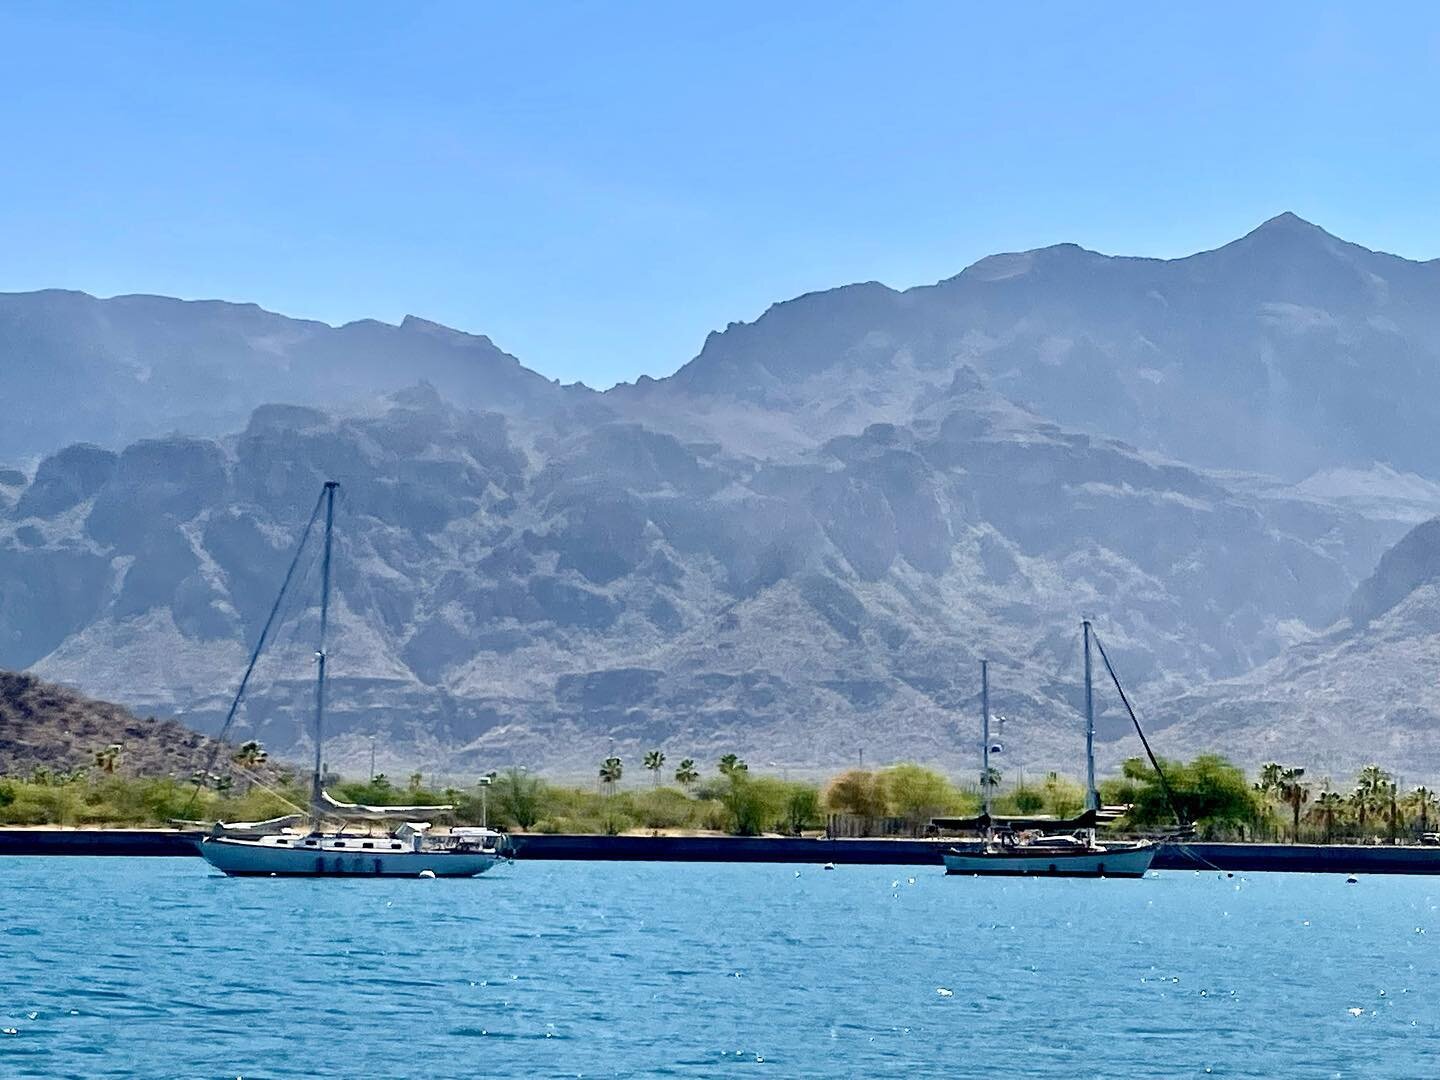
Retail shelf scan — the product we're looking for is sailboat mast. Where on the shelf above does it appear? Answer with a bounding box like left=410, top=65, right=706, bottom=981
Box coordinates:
left=311, top=481, right=338, bottom=805
left=980, top=659, right=991, bottom=818
left=1083, top=619, right=1098, bottom=812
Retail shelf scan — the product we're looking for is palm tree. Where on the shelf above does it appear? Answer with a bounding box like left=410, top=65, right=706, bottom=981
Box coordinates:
left=1276, top=767, right=1308, bottom=841
left=599, top=755, right=623, bottom=793
left=231, top=740, right=267, bottom=770
left=674, top=758, right=699, bottom=788
left=1311, top=787, right=1345, bottom=843
left=1405, top=785, right=1438, bottom=835
left=981, top=766, right=1002, bottom=794
left=1255, top=761, right=1283, bottom=797
left=643, top=749, right=666, bottom=786
left=229, top=740, right=267, bottom=792
left=1351, top=765, right=1393, bottom=839
left=718, top=754, right=747, bottom=777
left=408, top=771, right=424, bottom=791
left=93, top=744, right=122, bottom=775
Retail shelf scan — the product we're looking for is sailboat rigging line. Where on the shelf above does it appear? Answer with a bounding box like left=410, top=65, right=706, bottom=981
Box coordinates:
left=181, top=488, right=328, bottom=816
left=228, top=763, right=307, bottom=815
left=1089, top=629, right=1186, bottom=829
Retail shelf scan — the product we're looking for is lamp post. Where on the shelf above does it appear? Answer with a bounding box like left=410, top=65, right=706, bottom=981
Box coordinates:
left=477, top=775, right=492, bottom=829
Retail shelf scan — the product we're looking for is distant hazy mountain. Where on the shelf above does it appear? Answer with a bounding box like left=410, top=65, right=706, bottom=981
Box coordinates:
left=1152, top=515, right=1440, bottom=779
left=642, top=213, right=1440, bottom=480
left=0, top=289, right=584, bottom=462
left=4, top=214, right=1438, bottom=778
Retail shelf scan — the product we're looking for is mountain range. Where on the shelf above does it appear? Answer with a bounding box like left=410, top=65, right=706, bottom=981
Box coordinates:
left=5, top=213, right=1440, bottom=780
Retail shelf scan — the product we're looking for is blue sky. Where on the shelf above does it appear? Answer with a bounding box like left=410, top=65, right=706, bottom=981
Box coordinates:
left=2, top=2, right=1437, bottom=387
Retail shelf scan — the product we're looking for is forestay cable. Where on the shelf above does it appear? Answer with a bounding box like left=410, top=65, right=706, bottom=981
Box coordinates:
left=182, top=490, right=328, bottom=815
left=1089, top=628, right=1187, bottom=830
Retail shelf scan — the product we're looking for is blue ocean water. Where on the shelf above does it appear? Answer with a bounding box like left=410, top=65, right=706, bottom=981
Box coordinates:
left=1, top=858, right=1437, bottom=1078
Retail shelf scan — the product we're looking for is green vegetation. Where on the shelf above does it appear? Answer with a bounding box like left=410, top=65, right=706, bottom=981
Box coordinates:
left=1105, top=755, right=1264, bottom=835
left=3, top=749, right=1437, bottom=844
left=0, top=770, right=306, bottom=827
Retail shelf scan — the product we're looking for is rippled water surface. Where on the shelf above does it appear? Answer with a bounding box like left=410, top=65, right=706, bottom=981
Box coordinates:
left=3, top=858, right=1439, bottom=1078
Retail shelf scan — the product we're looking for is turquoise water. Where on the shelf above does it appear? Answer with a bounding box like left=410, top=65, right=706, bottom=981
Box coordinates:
left=2, top=859, right=1438, bottom=1078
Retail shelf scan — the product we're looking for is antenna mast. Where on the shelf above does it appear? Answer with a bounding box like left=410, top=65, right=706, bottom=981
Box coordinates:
left=980, top=659, right=992, bottom=819
left=1083, top=620, right=1098, bottom=812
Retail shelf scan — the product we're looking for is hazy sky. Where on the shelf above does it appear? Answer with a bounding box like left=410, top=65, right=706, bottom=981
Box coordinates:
left=2, top=2, right=1437, bottom=387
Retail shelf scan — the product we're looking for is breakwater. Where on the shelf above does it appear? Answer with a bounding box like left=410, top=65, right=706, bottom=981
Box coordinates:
left=5, top=828, right=1440, bottom=874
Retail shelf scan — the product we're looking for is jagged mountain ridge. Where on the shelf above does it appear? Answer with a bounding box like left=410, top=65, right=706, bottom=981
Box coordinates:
left=637, top=214, right=1440, bottom=480
left=0, top=289, right=586, bottom=462
left=6, top=214, right=1440, bottom=484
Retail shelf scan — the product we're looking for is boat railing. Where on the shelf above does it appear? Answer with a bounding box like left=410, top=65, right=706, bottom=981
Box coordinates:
left=425, top=832, right=512, bottom=857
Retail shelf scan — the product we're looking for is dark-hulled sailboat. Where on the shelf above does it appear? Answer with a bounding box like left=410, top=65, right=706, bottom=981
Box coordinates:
left=939, top=621, right=1172, bottom=878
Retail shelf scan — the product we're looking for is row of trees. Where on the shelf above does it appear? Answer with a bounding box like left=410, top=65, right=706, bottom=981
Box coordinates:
left=1253, top=762, right=1436, bottom=842
left=598, top=751, right=744, bottom=792
left=6, top=743, right=1439, bottom=843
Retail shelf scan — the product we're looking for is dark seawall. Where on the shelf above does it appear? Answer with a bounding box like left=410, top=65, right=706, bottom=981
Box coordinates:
left=508, top=834, right=1440, bottom=875
left=0, top=829, right=203, bottom=857
left=6, top=829, right=1440, bottom=875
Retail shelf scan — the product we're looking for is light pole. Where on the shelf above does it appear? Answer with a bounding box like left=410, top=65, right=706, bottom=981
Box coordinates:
left=477, top=775, right=492, bottom=829
left=369, top=735, right=376, bottom=781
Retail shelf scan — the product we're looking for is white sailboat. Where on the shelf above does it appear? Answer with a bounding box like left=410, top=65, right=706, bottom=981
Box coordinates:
left=198, top=481, right=508, bottom=878
left=941, top=622, right=1162, bottom=878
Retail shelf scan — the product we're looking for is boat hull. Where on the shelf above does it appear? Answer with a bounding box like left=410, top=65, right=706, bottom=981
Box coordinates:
left=199, top=838, right=499, bottom=878
left=943, top=843, right=1157, bottom=878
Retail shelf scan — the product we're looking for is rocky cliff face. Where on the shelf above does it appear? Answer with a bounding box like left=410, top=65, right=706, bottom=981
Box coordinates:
left=0, top=669, right=237, bottom=780
left=0, top=378, right=1394, bottom=777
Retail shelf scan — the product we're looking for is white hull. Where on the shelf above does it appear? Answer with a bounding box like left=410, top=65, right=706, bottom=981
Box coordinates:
left=199, top=837, right=500, bottom=878
left=943, top=843, right=1157, bottom=878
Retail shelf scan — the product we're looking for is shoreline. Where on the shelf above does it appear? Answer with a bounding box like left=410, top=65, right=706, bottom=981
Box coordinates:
left=4, top=828, right=1440, bottom=874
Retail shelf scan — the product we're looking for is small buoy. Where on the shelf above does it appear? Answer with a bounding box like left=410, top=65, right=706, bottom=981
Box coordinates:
left=823, top=862, right=836, bottom=871
left=1346, top=875, right=1359, bottom=884
left=936, top=987, right=954, bottom=997
left=419, top=869, right=437, bottom=879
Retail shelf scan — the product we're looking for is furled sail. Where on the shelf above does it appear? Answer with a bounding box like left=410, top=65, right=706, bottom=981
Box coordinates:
left=312, top=789, right=454, bottom=822
left=170, top=814, right=307, bottom=836
left=930, top=809, right=1101, bottom=833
